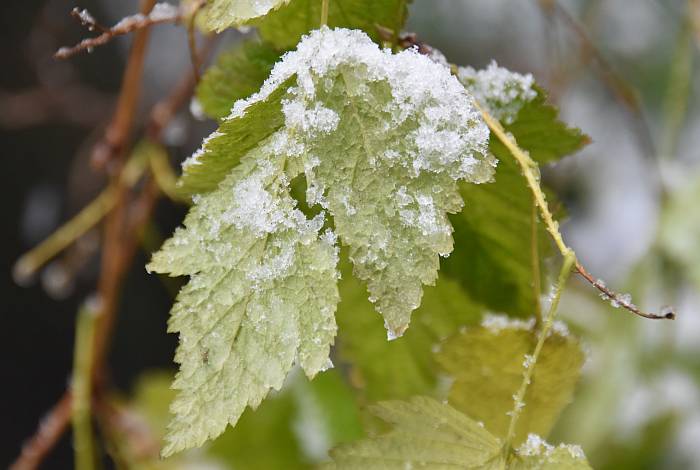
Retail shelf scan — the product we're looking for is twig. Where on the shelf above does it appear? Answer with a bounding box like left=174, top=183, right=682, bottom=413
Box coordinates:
left=539, top=1, right=657, bottom=161
left=574, top=263, right=675, bottom=320
left=9, top=392, right=73, bottom=470
left=503, top=251, right=576, bottom=456
left=477, top=102, right=675, bottom=322
left=186, top=0, right=208, bottom=84
left=55, top=3, right=183, bottom=60
left=13, top=187, right=117, bottom=286
left=72, top=298, right=102, bottom=470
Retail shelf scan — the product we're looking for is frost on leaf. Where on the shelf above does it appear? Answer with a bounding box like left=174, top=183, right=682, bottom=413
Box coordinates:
left=199, top=0, right=291, bottom=32
left=148, top=143, right=340, bottom=456
left=511, top=434, right=591, bottom=470
left=457, top=61, right=537, bottom=125
left=153, top=27, right=492, bottom=454
left=180, top=27, right=492, bottom=337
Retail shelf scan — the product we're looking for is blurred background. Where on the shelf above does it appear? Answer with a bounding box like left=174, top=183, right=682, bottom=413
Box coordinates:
left=1, top=0, right=699, bottom=468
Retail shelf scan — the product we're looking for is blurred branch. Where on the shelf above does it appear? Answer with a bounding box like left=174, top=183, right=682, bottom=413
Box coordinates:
left=9, top=392, right=72, bottom=470
left=72, top=298, right=101, bottom=470
left=55, top=3, right=183, bottom=60
left=538, top=0, right=657, bottom=160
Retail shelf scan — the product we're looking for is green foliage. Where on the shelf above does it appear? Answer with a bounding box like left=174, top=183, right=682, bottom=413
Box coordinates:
left=252, top=0, right=410, bottom=50
left=443, top=77, right=588, bottom=316
left=196, top=39, right=280, bottom=120
left=148, top=147, right=341, bottom=456
left=326, top=397, right=591, bottom=469
left=336, top=256, right=482, bottom=400
left=434, top=319, right=584, bottom=446
left=327, top=396, right=503, bottom=469
left=152, top=28, right=497, bottom=454
left=199, top=0, right=291, bottom=32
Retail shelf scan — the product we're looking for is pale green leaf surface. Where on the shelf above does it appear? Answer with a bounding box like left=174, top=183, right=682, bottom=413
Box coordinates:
left=443, top=64, right=588, bottom=316
left=434, top=318, right=584, bottom=446
left=196, top=39, right=280, bottom=120
left=154, top=28, right=493, bottom=454
left=252, top=0, right=410, bottom=50
left=336, top=256, right=482, bottom=400
left=200, top=0, right=291, bottom=32
left=148, top=144, right=340, bottom=456
left=178, top=28, right=493, bottom=335
left=327, top=396, right=503, bottom=469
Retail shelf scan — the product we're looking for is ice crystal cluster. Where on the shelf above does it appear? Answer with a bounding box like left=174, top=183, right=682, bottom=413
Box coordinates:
left=458, top=60, right=537, bottom=124
left=149, top=27, right=493, bottom=454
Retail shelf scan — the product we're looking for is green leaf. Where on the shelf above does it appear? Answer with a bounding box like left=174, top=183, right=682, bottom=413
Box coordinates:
left=148, top=146, right=341, bottom=456
left=327, top=396, right=504, bottom=469
left=443, top=63, right=588, bottom=316
left=434, top=317, right=584, bottom=446
left=180, top=75, right=294, bottom=195
left=252, top=0, right=411, bottom=50
left=511, top=434, right=591, bottom=470
left=153, top=28, right=494, bottom=454
left=336, top=256, right=482, bottom=400
left=199, top=0, right=292, bottom=32
left=196, top=39, right=280, bottom=121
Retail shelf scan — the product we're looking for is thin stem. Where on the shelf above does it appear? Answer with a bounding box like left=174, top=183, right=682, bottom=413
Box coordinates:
left=478, top=102, right=674, bottom=321
left=531, top=197, right=542, bottom=326
left=72, top=298, right=101, bottom=470
left=321, top=0, right=329, bottom=26
left=9, top=392, right=72, bottom=470
left=13, top=187, right=117, bottom=285
left=503, top=251, right=576, bottom=455
left=476, top=102, right=569, bottom=256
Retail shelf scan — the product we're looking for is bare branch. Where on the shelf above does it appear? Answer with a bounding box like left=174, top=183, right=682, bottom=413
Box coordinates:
left=574, top=262, right=676, bottom=320
left=55, top=3, right=183, bottom=60
left=10, top=392, right=72, bottom=470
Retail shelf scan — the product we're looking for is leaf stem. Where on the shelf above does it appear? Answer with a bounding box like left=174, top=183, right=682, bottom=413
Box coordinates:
left=13, top=186, right=117, bottom=285
left=531, top=197, right=542, bottom=326
left=503, top=251, right=576, bottom=456
left=72, top=297, right=102, bottom=470
left=321, top=0, right=329, bottom=26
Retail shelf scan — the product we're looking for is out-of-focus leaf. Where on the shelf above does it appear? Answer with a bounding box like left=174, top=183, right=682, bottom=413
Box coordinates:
left=196, top=40, right=280, bottom=121
left=659, top=172, right=700, bottom=287
left=336, top=257, right=482, bottom=401
left=200, top=0, right=292, bottom=32
left=326, top=396, right=504, bottom=469
left=435, top=320, right=584, bottom=446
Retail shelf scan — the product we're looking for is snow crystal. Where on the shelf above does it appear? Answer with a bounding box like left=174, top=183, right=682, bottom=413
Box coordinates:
left=221, top=27, right=490, bottom=182
left=481, top=313, right=535, bottom=333
left=517, top=433, right=587, bottom=461
left=149, top=2, right=179, bottom=21
left=458, top=60, right=536, bottom=124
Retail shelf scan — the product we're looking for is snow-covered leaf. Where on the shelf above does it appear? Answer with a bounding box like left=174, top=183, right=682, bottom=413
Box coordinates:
left=434, top=316, right=584, bottom=446
left=152, top=27, right=493, bottom=454
left=252, top=0, right=410, bottom=50
left=199, top=0, right=291, bottom=32
left=148, top=146, right=341, bottom=456
left=196, top=39, right=280, bottom=120
left=443, top=63, right=588, bottom=316
left=326, top=396, right=503, bottom=469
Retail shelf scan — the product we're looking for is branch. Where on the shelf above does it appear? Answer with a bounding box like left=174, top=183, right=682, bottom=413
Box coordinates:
left=574, top=262, right=675, bottom=320
left=9, top=392, right=72, bottom=470
left=55, top=3, right=183, bottom=60
left=477, top=102, right=675, bottom=322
